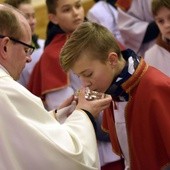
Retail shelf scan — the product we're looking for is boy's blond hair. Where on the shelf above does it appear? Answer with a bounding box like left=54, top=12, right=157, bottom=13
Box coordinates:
left=60, top=22, right=121, bottom=72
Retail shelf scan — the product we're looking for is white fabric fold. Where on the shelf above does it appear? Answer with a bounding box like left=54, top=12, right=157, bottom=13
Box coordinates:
left=0, top=66, right=99, bottom=170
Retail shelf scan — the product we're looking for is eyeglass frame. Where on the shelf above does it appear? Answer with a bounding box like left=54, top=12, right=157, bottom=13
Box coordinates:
left=0, top=34, right=35, bottom=56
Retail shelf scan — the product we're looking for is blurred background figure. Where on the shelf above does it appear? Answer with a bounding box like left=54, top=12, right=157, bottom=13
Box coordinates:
left=144, top=0, right=170, bottom=77
left=117, top=0, right=160, bottom=56
left=28, top=0, right=83, bottom=111
left=4, top=0, right=45, bottom=87
left=86, top=0, right=124, bottom=45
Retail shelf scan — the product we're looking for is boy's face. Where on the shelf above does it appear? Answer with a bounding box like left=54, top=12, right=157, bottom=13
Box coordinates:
left=155, top=7, right=170, bottom=40
left=71, top=51, right=120, bottom=93
left=18, top=3, right=37, bottom=35
left=50, top=0, right=84, bottom=33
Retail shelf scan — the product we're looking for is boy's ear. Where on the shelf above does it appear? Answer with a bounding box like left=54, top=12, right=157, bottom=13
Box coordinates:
left=48, top=13, right=58, bottom=24
left=107, top=52, right=119, bottom=67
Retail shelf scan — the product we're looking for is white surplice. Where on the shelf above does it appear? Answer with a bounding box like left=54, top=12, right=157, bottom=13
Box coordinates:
left=113, top=102, right=130, bottom=170
left=117, top=0, right=155, bottom=56
left=144, top=44, right=170, bottom=77
left=0, top=65, right=99, bottom=170
left=86, top=1, right=124, bottom=45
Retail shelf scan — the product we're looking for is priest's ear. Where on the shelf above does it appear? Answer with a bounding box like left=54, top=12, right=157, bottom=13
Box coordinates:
left=0, top=37, right=10, bottom=59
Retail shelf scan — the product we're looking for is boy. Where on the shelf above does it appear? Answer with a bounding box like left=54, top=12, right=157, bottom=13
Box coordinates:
left=145, top=0, right=170, bottom=77
left=60, top=21, right=170, bottom=169
left=28, top=0, right=84, bottom=110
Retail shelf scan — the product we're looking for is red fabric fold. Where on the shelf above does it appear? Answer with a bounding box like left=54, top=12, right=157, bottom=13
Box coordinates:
left=28, top=34, right=69, bottom=99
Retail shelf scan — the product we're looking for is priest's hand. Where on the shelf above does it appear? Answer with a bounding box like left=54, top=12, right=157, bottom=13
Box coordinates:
left=76, top=88, right=112, bottom=118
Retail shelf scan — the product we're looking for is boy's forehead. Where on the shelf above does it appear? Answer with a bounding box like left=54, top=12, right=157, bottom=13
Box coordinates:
left=57, top=0, right=80, bottom=7
left=75, top=52, right=93, bottom=65
left=72, top=55, right=90, bottom=71
left=72, top=54, right=102, bottom=75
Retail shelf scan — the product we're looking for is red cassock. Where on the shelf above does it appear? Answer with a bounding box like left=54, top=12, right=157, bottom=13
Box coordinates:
left=102, top=59, right=170, bottom=169
left=28, top=34, right=69, bottom=100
